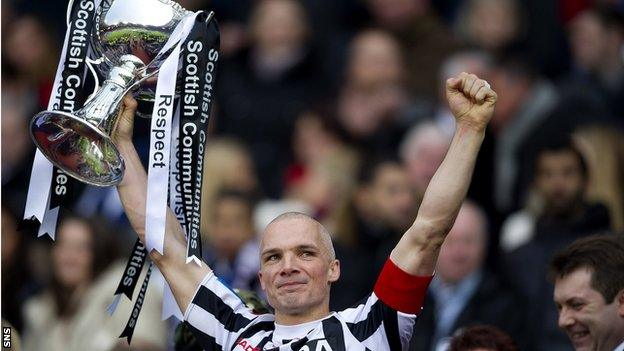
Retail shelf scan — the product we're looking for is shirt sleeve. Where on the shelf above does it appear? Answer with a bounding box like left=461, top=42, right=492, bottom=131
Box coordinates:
left=183, top=271, right=266, bottom=350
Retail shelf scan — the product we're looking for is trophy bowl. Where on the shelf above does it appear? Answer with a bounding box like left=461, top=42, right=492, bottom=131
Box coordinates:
left=30, top=0, right=195, bottom=186
left=31, top=110, right=124, bottom=186
left=91, top=0, right=192, bottom=102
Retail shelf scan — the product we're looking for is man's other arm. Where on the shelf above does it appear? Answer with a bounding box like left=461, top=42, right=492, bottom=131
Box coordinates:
left=390, top=73, right=497, bottom=276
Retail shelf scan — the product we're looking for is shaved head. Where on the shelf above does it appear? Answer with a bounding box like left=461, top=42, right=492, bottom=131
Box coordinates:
left=263, top=212, right=336, bottom=260
left=259, top=212, right=341, bottom=321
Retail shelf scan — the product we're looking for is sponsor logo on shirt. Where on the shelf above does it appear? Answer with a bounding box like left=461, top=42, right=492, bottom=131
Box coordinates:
left=235, top=338, right=260, bottom=351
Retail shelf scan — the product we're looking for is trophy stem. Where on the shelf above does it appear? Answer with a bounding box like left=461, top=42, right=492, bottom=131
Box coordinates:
left=29, top=55, right=146, bottom=186
left=79, top=55, right=146, bottom=133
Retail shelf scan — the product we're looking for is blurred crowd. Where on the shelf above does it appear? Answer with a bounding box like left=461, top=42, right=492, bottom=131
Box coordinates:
left=2, top=0, right=624, bottom=350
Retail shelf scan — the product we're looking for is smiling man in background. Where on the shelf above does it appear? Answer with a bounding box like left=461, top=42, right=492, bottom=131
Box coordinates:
left=551, top=234, right=624, bottom=351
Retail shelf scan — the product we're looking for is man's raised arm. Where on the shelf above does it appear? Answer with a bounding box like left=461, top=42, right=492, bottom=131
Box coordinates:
left=113, top=96, right=210, bottom=313
left=390, top=73, right=497, bottom=276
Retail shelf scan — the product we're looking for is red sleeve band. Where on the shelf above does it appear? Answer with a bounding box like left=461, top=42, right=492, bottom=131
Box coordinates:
left=373, top=258, right=434, bottom=314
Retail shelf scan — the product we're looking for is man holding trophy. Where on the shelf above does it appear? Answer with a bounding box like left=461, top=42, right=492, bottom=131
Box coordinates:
left=23, top=0, right=498, bottom=349
left=110, top=71, right=497, bottom=350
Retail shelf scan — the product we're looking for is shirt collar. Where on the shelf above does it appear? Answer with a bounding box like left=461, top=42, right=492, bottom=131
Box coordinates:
left=272, top=313, right=333, bottom=346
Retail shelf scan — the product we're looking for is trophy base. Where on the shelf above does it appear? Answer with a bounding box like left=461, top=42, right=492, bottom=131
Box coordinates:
left=30, top=111, right=125, bottom=187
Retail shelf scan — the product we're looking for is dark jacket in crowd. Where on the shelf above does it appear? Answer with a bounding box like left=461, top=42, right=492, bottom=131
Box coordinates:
left=215, top=47, right=326, bottom=198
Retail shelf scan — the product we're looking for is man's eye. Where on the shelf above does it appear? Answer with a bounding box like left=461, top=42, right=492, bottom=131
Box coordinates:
left=266, top=255, right=278, bottom=262
left=571, top=302, right=584, bottom=310
left=301, top=251, right=313, bottom=258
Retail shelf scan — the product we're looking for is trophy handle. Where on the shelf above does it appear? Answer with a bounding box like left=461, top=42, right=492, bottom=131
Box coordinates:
left=85, top=57, right=106, bottom=103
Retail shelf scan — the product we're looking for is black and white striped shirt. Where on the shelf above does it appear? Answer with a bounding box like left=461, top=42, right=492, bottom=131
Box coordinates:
left=184, top=259, right=433, bottom=351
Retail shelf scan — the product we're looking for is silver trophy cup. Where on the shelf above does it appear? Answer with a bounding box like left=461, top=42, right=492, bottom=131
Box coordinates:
left=30, top=0, right=196, bottom=186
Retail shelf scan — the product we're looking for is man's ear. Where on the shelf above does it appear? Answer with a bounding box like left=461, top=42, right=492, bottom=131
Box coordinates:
left=258, top=271, right=266, bottom=291
left=328, top=259, right=340, bottom=283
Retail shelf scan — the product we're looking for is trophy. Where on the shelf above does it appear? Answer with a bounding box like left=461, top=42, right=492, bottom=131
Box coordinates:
left=29, top=0, right=197, bottom=186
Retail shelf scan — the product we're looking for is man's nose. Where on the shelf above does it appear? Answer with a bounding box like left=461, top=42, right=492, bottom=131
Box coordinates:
left=558, top=308, right=574, bottom=329
left=279, top=253, right=299, bottom=275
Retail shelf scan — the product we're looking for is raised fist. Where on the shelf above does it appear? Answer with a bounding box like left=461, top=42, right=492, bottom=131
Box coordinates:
left=446, top=72, right=497, bottom=132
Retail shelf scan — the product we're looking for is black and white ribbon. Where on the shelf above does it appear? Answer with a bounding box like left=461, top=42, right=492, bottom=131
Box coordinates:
left=23, top=0, right=99, bottom=239
left=119, top=261, right=153, bottom=344
left=107, top=238, right=148, bottom=315
left=144, top=12, right=198, bottom=255
left=143, top=10, right=218, bottom=322
left=178, top=13, right=220, bottom=266
left=158, top=12, right=220, bottom=320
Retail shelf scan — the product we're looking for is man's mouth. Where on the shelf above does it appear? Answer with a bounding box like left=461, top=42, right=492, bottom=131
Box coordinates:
left=277, top=281, right=306, bottom=289
left=568, top=329, right=590, bottom=346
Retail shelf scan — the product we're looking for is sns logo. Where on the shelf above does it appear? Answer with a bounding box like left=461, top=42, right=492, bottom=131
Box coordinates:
left=3, top=327, right=11, bottom=348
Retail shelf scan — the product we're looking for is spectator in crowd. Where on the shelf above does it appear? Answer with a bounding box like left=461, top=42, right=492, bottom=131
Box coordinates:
left=574, top=126, right=624, bottom=232
left=215, top=0, right=325, bottom=198
left=399, top=121, right=452, bottom=205
left=449, top=325, right=519, bottom=351
left=501, top=136, right=611, bottom=251
left=200, top=137, right=258, bottom=238
left=488, top=55, right=559, bottom=212
left=331, top=157, right=416, bottom=309
left=203, top=189, right=262, bottom=295
left=1, top=207, right=39, bottom=333
left=22, top=214, right=167, bottom=351
left=1, top=77, right=37, bottom=214
left=366, top=0, right=458, bottom=101
left=410, top=201, right=525, bottom=351
left=504, top=137, right=611, bottom=350
left=284, top=108, right=359, bottom=232
left=454, top=0, right=570, bottom=79
left=3, top=14, right=58, bottom=108
left=454, top=0, right=524, bottom=55
left=336, top=29, right=413, bottom=156
left=550, top=234, right=624, bottom=351
left=567, top=4, right=624, bottom=117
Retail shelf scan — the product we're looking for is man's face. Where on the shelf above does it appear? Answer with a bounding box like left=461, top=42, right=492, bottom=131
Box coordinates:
left=535, top=150, right=585, bottom=215
left=368, top=163, right=416, bottom=230
left=53, top=219, right=94, bottom=288
left=404, top=137, right=448, bottom=195
left=569, top=11, right=609, bottom=72
left=436, top=206, right=486, bottom=284
left=554, top=268, right=624, bottom=351
left=258, top=218, right=339, bottom=316
left=210, top=198, right=254, bottom=261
